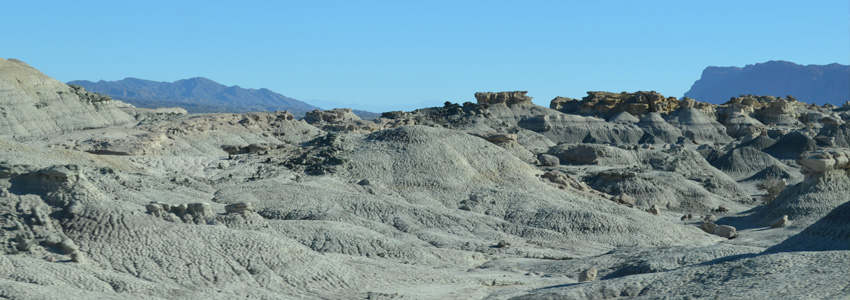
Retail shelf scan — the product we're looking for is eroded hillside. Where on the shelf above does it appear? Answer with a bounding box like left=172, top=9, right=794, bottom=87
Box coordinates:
left=1, top=59, right=847, bottom=299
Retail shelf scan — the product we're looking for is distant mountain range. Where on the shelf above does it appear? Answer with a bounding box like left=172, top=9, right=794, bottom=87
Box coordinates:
left=684, top=61, right=850, bottom=105
left=69, top=77, right=324, bottom=116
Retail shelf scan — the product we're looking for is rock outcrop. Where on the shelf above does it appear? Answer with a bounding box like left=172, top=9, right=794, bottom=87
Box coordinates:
left=797, top=149, right=850, bottom=174
left=536, top=153, right=560, bottom=166
left=305, top=108, right=415, bottom=133
left=475, top=91, right=533, bottom=106
left=550, top=91, right=687, bottom=118
left=146, top=201, right=215, bottom=224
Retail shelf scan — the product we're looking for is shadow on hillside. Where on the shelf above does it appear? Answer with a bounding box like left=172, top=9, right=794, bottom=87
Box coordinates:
left=765, top=201, right=850, bottom=253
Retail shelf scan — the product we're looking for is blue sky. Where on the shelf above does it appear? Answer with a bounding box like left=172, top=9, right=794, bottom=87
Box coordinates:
left=3, top=1, right=848, bottom=111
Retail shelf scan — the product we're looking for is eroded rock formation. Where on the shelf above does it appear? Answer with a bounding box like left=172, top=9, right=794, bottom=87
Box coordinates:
left=475, top=91, right=533, bottom=106
left=0, top=59, right=847, bottom=300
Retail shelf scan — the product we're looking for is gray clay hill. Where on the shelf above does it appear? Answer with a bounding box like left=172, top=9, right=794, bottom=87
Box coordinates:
left=1, top=57, right=848, bottom=299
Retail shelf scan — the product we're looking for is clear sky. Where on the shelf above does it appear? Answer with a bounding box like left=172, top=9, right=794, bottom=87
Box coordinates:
left=3, top=1, right=848, bottom=111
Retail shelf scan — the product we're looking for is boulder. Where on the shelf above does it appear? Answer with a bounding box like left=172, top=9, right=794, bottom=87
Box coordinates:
left=30, top=207, right=52, bottom=227
left=537, top=154, right=560, bottom=166
left=558, top=144, right=600, bottom=165
left=188, top=203, right=213, bottom=218
left=612, top=194, right=635, bottom=207
left=70, top=251, right=87, bottom=264
left=14, top=233, right=32, bottom=252
left=542, top=171, right=588, bottom=191
left=44, top=234, right=63, bottom=246
left=173, top=203, right=188, bottom=216
left=770, top=215, right=789, bottom=228
left=146, top=202, right=164, bottom=215
left=247, top=143, right=272, bottom=153
left=714, top=225, right=737, bottom=238
left=221, top=144, right=247, bottom=155
left=225, top=202, right=254, bottom=214
left=700, top=221, right=717, bottom=234
left=59, top=238, right=79, bottom=254
left=578, top=267, right=597, bottom=282
left=797, top=149, right=850, bottom=174
left=648, top=204, right=660, bottom=216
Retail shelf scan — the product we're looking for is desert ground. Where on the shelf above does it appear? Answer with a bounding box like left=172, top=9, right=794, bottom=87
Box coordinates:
left=1, top=57, right=848, bottom=299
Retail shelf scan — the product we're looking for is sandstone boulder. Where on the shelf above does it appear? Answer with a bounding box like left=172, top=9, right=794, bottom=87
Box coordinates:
left=797, top=149, right=850, bottom=174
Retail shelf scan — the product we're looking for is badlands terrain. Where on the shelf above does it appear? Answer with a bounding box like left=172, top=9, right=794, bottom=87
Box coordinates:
left=0, top=57, right=848, bottom=299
